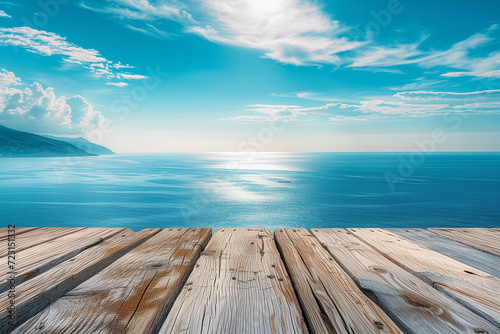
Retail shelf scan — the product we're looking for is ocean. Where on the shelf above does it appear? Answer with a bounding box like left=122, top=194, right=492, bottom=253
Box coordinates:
left=1, top=152, right=499, bottom=230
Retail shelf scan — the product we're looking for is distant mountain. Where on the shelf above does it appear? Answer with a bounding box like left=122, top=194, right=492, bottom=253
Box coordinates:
left=43, top=135, right=115, bottom=155
left=0, top=125, right=96, bottom=158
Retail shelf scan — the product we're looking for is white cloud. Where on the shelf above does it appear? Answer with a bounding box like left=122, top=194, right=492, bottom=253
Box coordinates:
left=0, top=69, right=104, bottom=135
left=81, top=1, right=500, bottom=76
left=118, top=73, right=147, bottom=80
left=124, top=23, right=174, bottom=39
left=227, top=103, right=357, bottom=121
left=388, top=78, right=445, bottom=91
left=442, top=68, right=500, bottom=79
left=422, top=31, right=493, bottom=67
left=350, top=26, right=500, bottom=78
left=226, top=115, right=278, bottom=121
left=0, top=10, right=10, bottom=18
left=358, top=99, right=447, bottom=115
left=329, top=115, right=369, bottom=122
left=82, top=0, right=362, bottom=66
left=106, top=82, right=128, bottom=87
left=229, top=86, right=500, bottom=121
left=188, top=0, right=362, bottom=65
left=453, top=101, right=500, bottom=110
left=0, top=68, right=21, bottom=86
left=422, top=28, right=500, bottom=78
left=227, top=104, right=312, bottom=121
left=391, top=89, right=500, bottom=114
left=80, top=0, right=193, bottom=40
left=395, top=89, right=500, bottom=100
left=81, top=0, right=191, bottom=22
left=349, top=42, right=422, bottom=68
left=0, top=27, right=147, bottom=83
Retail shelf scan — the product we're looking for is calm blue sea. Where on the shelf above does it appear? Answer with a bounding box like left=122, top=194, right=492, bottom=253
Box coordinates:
left=1, top=153, right=499, bottom=230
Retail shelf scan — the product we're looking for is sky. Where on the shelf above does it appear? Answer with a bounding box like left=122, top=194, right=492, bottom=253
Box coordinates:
left=0, top=0, right=500, bottom=152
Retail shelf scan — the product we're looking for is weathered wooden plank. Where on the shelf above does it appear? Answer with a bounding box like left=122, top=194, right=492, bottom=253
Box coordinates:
left=429, top=228, right=500, bottom=257
left=12, top=228, right=211, bottom=334
left=0, top=227, right=125, bottom=292
left=0, top=227, right=86, bottom=257
left=311, top=229, right=499, bottom=334
left=0, top=227, right=40, bottom=241
left=350, top=228, right=500, bottom=327
left=275, top=228, right=402, bottom=334
left=389, top=228, right=500, bottom=278
left=159, top=228, right=308, bottom=334
left=1, top=228, right=160, bottom=333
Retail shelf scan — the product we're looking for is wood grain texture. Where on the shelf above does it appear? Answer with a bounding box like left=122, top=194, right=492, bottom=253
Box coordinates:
left=350, top=228, right=500, bottom=327
left=0, top=228, right=124, bottom=293
left=275, top=228, right=402, bottom=334
left=0, top=227, right=86, bottom=257
left=12, top=228, right=211, bottom=334
left=159, top=228, right=308, bottom=334
left=1, top=228, right=160, bottom=334
left=0, top=227, right=40, bottom=241
left=429, top=228, right=500, bottom=257
left=389, top=228, right=500, bottom=278
left=311, top=229, right=499, bottom=334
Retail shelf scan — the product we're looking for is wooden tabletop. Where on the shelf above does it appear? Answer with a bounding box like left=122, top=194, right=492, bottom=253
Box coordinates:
left=1, top=227, right=499, bottom=334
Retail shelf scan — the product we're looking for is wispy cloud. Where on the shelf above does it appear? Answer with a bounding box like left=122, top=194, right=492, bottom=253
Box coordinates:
left=358, top=99, right=448, bottom=115
left=229, top=86, right=500, bottom=121
left=123, top=22, right=175, bottom=39
left=349, top=41, right=423, bottom=68
left=82, top=0, right=362, bottom=66
left=80, top=0, right=500, bottom=77
left=227, top=102, right=358, bottom=121
left=0, top=27, right=147, bottom=83
left=106, top=82, right=128, bottom=87
left=226, top=103, right=342, bottom=121
left=388, top=78, right=445, bottom=91
left=188, top=0, right=362, bottom=65
left=0, top=9, right=10, bottom=18
left=452, top=101, right=500, bottom=111
left=118, top=73, right=147, bottom=80
left=422, top=26, right=500, bottom=78
left=350, top=25, right=500, bottom=78
left=80, top=0, right=193, bottom=39
left=328, top=115, right=370, bottom=122
left=81, top=0, right=192, bottom=22
left=394, top=89, right=500, bottom=100
left=390, top=88, right=500, bottom=114
left=0, top=69, right=104, bottom=135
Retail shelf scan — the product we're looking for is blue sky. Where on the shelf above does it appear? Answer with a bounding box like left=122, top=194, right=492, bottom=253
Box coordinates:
left=0, top=0, right=500, bottom=152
